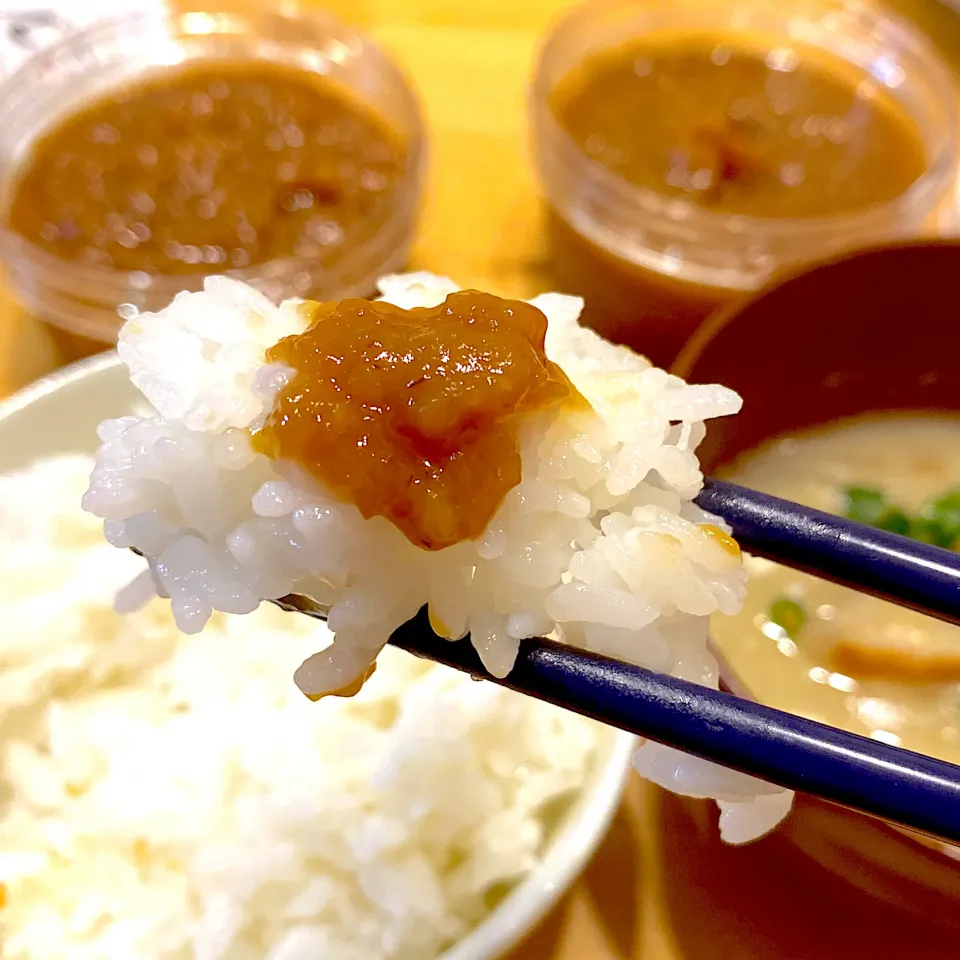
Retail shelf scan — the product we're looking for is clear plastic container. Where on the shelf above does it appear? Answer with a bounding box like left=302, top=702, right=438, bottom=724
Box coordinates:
left=530, top=0, right=960, bottom=365
left=0, top=4, right=426, bottom=342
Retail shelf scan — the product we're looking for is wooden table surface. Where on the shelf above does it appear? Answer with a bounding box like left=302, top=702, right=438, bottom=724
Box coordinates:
left=3, top=0, right=960, bottom=956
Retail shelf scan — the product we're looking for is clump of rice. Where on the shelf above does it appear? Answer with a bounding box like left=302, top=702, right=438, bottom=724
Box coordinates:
left=0, top=455, right=600, bottom=959
left=82, top=271, right=794, bottom=841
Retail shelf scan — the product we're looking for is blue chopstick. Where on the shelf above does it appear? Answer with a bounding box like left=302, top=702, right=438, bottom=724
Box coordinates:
left=696, top=477, right=960, bottom=627
left=273, top=478, right=960, bottom=843
left=386, top=608, right=960, bottom=845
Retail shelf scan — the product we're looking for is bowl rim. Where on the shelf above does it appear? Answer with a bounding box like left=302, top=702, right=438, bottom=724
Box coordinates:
left=440, top=730, right=636, bottom=960
left=671, top=237, right=960, bottom=379
left=0, top=350, right=639, bottom=960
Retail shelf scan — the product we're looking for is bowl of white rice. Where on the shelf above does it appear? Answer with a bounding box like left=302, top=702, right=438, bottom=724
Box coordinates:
left=0, top=351, right=636, bottom=960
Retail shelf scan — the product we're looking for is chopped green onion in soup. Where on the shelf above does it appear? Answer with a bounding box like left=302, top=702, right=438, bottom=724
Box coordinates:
left=922, top=488, right=960, bottom=549
left=842, top=484, right=960, bottom=548
left=769, top=597, right=806, bottom=635
left=842, top=486, right=888, bottom=526
left=875, top=508, right=911, bottom=536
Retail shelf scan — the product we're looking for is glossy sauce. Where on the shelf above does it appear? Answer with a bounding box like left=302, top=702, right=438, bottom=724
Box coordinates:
left=255, top=291, right=579, bottom=550
left=551, top=37, right=926, bottom=217
left=7, top=59, right=406, bottom=274
left=713, top=414, right=960, bottom=764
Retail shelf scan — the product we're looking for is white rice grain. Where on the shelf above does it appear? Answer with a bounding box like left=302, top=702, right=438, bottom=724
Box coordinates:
left=1, top=456, right=599, bottom=960
left=83, top=272, right=794, bottom=842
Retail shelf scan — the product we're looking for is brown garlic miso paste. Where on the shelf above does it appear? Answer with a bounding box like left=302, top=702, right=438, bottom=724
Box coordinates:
left=255, top=291, right=580, bottom=550
left=7, top=59, right=406, bottom=274
left=554, top=40, right=925, bottom=216
left=544, top=36, right=928, bottom=363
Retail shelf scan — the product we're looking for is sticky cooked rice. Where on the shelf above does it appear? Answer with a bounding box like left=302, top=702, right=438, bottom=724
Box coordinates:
left=82, top=271, right=794, bottom=841
left=0, top=455, right=601, bottom=960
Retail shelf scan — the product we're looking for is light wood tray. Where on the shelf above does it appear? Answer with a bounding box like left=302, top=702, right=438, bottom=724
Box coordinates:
left=1, top=1, right=960, bottom=955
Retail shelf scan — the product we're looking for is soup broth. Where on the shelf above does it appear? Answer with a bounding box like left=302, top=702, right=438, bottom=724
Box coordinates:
left=714, top=414, right=960, bottom=761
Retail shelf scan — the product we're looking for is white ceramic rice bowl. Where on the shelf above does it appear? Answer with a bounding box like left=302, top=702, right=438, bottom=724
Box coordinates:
left=0, top=351, right=637, bottom=960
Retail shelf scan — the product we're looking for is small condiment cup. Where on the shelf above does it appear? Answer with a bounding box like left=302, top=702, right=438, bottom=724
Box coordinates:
left=0, top=3, right=426, bottom=342
left=530, top=0, right=960, bottom=364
